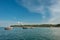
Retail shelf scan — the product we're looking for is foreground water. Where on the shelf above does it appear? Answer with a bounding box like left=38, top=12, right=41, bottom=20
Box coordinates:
left=0, top=27, right=60, bottom=40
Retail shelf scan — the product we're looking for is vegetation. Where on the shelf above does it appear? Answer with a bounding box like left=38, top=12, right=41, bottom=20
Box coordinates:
left=10, top=24, right=60, bottom=27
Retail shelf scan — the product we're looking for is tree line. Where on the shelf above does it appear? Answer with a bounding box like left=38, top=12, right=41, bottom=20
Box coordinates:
left=10, top=24, right=60, bottom=27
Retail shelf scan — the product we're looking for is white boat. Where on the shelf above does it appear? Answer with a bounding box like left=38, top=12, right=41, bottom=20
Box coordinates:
left=4, top=27, right=13, bottom=30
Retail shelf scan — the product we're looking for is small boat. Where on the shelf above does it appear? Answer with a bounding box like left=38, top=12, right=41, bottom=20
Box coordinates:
left=4, top=27, right=13, bottom=30
left=22, top=27, right=27, bottom=29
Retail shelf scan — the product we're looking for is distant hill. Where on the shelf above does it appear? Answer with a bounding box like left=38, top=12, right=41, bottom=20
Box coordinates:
left=10, top=24, right=60, bottom=27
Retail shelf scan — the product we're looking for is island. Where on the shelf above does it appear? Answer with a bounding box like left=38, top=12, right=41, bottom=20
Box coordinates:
left=10, top=24, right=60, bottom=27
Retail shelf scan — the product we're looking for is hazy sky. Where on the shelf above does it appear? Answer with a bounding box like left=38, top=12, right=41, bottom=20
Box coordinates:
left=0, top=0, right=60, bottom=27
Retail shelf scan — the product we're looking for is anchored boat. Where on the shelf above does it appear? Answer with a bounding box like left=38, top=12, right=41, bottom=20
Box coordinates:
left=4, top=27, right=13, bottom=30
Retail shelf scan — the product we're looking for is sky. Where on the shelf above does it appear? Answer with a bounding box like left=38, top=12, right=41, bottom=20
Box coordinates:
left=0, top=0, right=60, bottom=27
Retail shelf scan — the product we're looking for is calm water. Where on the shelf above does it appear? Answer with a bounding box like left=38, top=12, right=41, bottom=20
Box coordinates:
left=0, top=27, right=60, bottom=40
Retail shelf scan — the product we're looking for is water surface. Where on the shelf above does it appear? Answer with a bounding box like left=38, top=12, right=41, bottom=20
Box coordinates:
left=0, top=27, right=60, bottom=40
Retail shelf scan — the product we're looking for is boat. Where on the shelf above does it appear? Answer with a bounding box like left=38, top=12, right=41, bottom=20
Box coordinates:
left=4, top=27, right=13, bottom=30
left=22, top=27, right=28, bottom=29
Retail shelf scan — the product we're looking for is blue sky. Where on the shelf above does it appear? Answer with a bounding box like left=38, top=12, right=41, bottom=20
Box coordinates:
left=0, top=0, right=60, bottom=27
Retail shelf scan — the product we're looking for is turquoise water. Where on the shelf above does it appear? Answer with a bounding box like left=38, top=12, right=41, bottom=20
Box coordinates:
left=0, top=27, right=59, bottom=40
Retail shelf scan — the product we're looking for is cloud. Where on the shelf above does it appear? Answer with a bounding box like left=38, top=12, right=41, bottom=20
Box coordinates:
left=16, top=0, right=60, bottom=24
left=48, top=0, right=60, bottom=24
left=16, top=0, right=53, bottom=20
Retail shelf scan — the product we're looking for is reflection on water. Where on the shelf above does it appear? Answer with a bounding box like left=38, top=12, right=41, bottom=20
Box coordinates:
left=51, top=28, right=60, bottom=40
left=0, top=27, right=60, bottom=40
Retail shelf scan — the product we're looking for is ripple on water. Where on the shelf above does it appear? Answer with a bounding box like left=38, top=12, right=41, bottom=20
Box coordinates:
left=0, top=27, right=54, bottom=40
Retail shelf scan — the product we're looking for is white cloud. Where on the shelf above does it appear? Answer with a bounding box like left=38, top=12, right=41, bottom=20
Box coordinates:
left=48, top=0, right=60, bottom=24
left=16, top=0, right=60, bottom=24
left=16, top=0, right=52, bottom=20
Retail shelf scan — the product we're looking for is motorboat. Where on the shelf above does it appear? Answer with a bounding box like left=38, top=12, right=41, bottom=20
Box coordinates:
left=4, top=27, right=13, bottom=30
left=22, top=27, right=28, bottom=29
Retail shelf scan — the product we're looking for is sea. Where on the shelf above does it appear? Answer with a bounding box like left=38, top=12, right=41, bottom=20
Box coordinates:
left=0, top=27, right=60, bottom=40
